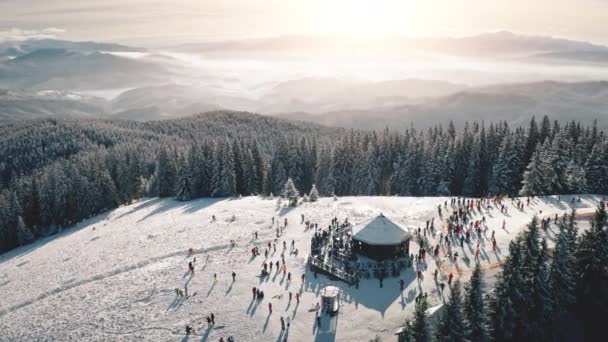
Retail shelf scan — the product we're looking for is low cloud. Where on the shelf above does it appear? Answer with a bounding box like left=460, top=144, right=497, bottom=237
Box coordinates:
left=0, top=27, right=66, bottom=42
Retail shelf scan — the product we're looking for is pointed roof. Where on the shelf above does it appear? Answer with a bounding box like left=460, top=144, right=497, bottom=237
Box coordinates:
left=352, top=213, right=411, bottom=246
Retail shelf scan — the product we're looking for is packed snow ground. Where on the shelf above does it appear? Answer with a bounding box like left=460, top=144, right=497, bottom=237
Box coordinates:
left=0, top=195, right=600, bottom=342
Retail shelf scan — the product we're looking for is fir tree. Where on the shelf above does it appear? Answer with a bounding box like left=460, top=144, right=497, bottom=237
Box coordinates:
left=574, top=201, right=608, bottom=340
left=436, top=280, right=466, bottom=342
left=550, top=213, right=577, bottom=315
left=464, top=263, right=490, bottom=342
left=16, top=216, right=33, bottom=245
left=309, top=184, right=319, bottom=202
left=410, top=297, right=431, bottom=342
left=282, top=178, right=299, bottom=207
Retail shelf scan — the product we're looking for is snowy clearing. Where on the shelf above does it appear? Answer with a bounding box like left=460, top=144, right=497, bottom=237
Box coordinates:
left=0, top=195, right=600, bottom=342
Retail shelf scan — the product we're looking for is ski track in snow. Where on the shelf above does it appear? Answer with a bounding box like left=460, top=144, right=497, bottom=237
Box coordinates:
left=0, top=244, right=232, bottom=318
left=0, top=195, right=600, bottom=341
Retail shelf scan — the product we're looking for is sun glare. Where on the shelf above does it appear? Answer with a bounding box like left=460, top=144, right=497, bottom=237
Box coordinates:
left=317, top=0, right=418, bottom=36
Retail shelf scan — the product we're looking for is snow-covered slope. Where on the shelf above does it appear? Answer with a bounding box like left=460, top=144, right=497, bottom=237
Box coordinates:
left=0, top=195, right=599, bottom=341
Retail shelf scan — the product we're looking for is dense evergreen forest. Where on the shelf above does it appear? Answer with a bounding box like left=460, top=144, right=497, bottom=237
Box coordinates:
left=399, top=204, right=608, bottom=342
left=1, top=111, right=607, bottom=253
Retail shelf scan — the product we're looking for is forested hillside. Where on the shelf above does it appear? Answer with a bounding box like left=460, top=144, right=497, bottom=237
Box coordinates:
left=0, top=111, right=606, bottom=253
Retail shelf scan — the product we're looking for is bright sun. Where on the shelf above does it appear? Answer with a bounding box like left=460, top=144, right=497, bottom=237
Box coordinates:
left=317, top=0, right=419, bottom=36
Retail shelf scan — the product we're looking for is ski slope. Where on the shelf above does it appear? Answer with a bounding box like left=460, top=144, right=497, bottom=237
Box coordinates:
left=0, top=195, right=600, bottom=341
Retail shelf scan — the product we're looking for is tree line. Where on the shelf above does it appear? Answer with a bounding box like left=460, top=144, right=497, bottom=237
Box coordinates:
left=399, top=202, right=608, bottom=342
left=1, top=111, right=607, bottom=253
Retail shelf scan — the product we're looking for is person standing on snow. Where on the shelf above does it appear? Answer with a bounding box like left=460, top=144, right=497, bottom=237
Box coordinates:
left=232, top=271, right=236, bottom=282
left=188, top=261, right=195, bottom=276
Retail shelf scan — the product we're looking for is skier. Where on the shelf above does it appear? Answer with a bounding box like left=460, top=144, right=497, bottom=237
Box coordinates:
left=269, top=302, right=273, bottom=314
left=295, top=293, right=300, bottom=303
left=281, top=316, right=285, bottom=330
left=289, top=292, right=292, bottom=301
left=301, top=273, right=305, bottom=283
left=210, top=312, right=215, bottom=325
left=316, top=312, right=322, bottom=328
left=448, top=273, right=454, bottom=285
left=186, top=325, right=193, bottom=335
left=434, top=269, right=438, bottom=280
left=213, top=273, right=218, bottom=282
left=189, top=261, right=195, bottom=276
left=439, top=282, right=445, bottom=292
left=399, top=279, right=405, bottom=290
left=232, top=271, right=236, bottom=282
left=287, top=272, right=291, bottom=282
left=252, top=287, right=257, bottom=299
left=206, top=316, right=212, bottom=327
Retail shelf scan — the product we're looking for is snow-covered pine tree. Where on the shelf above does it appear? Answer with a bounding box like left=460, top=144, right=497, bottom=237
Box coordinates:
left=563, top=160, right=587, bottom=194
left=176, top=175, right=192, bottom=201
left=464, top=263, right=491, bottom=342
left=309, top=184, right=319, bottom=202
left=282, top=177, right=299, bottom=207
left=550, top=214, right=577, bottom=318
left=463, top=134, right=482, bottom=197
left=574, top=201, right=608, bottom=340
left=436, top=280, right=466, bottom=341
left=365, top=144, right=381, bottom=195
left=16, top=216, right=34, bottom=245
left=315, top=144, right=335, bottom=196
left=157, top=147, right=177, bottom=197
left=584, top=141, right=608, bottom=194
left=519, top=144, right=549, bottom=196
left=490, top=134, right=516, bottom=195
left=412, top=296, right=431, bottom=342
left=490, top=235, right=525, bottom=341
left=529, top=238, right=554, bottom=341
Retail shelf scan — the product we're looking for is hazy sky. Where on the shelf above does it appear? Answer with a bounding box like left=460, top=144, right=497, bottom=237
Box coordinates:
left=1, top=0, right=607, bottom=46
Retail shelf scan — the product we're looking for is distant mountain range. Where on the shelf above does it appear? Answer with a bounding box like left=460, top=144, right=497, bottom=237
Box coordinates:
left=2, top=80, right=608, bottom=131
left=175, top=31, right=608, bottom=62
left=1, top=33, right=608, bottom=128
left=278, top=81, right=608, bottom=130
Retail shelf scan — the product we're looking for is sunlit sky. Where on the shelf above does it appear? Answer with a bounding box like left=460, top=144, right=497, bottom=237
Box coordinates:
left=1, top=0, right=607, bottom=46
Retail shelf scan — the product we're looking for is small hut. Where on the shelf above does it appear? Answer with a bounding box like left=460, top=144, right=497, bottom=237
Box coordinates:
left=321, top=286, right=340, bottom=315
left=351, top=213, right=411, bottom=259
